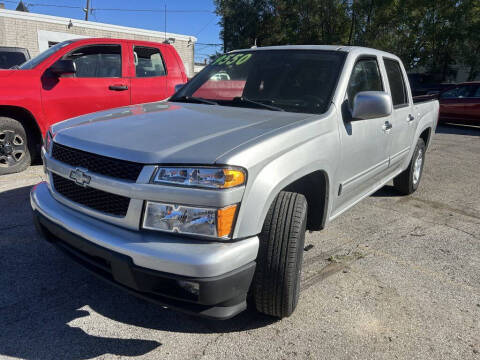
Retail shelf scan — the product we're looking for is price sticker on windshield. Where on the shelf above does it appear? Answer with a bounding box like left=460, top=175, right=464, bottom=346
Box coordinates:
left=212, top=53, right=252, bottom=66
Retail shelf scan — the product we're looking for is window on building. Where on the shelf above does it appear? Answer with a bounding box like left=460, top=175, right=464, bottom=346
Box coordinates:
left=64, top=44, right=122, bottom=78
left=347, top=58, right=383, bottom=108
left=384, top=59, right=408, bottom=107
left=134, top=46, right=166, bottom=77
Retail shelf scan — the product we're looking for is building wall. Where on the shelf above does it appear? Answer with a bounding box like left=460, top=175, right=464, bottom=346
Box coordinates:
left=0, top=9, right=195, bottom=76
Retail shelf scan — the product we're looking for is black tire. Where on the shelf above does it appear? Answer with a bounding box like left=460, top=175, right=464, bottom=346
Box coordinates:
left=253, top=191, right=307, bottom=318
left=393, top=138, right=426, bottom=195
left=0, top=117, right=31, bottom=175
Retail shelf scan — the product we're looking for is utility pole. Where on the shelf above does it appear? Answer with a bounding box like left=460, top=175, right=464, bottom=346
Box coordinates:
left=84, top=0, right=90, bottom=21
left=164, top=4, right=167, bottom=42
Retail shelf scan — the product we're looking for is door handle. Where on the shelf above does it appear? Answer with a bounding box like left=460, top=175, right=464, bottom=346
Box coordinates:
left=382, top=121, right=393, bottom=131
left=408, top=114, right=415, bottom=122
left=109, top=84, right=128, bottom=91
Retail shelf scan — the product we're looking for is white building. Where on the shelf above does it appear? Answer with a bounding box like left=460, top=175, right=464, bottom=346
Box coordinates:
left=0, top=8, right=197, bottom=76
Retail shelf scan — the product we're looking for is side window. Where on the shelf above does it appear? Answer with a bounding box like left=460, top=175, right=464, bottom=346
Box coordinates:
left=384, top=59, right=408, bottom=107
left=64, top=45, right=122, bottom=78
left=441, top=87, right=459, bottom=99
left=473, top=86, right=480, bottom=98
left=347, top=58, right=383, bottom=107
left=134, top=46, right=166, bottom=77
left=441, top=86, right=474, bottom=99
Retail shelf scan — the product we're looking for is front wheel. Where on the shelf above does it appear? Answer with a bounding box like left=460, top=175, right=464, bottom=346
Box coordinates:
left=393, top=138, right=426, bottom=195
left=252, top=191, right=307, bottom=318
left=0, top=117, right=31, bottom=175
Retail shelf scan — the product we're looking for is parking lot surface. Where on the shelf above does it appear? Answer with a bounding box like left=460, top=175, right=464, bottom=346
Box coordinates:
left=0, top=124, right=479, bottom=360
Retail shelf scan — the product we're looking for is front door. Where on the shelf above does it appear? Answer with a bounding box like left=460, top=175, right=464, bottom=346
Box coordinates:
left=383, top=58, right=415, bottom=170
left=41, top=43, right=130, bottom=127
left=439, top=84, right=478, bottom=122
left=333, top=57, right=392, bottom=215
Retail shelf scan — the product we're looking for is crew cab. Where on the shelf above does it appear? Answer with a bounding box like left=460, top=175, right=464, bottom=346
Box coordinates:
left=0, top=38, right=187, bottom=175
left=31, top=45, right=438, bottom=320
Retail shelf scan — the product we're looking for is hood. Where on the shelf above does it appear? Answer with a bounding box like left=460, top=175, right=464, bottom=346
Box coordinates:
left=52, top=102, right=313, bottom=164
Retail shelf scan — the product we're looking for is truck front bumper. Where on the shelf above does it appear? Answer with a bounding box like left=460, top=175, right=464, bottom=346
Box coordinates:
left=31, top=182, right=258, bottom=319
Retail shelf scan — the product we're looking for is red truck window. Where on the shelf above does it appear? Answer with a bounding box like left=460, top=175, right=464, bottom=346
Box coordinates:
left=133, top=46, right=166, bottom=77
left=64, top=44, right=122, bottom=78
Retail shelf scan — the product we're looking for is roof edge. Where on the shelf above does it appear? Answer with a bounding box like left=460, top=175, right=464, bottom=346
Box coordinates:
left=0, top=8, right=197, bottom=42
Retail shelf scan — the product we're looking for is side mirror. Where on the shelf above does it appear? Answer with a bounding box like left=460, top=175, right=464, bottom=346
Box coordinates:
left=351, top=91, right=392, bottom=120
left=174, top=83, right=186, bottom=93
left=49, top=59, right=76, bottom=76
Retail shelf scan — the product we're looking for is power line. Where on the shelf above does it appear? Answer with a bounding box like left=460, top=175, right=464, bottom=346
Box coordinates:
left=3, top=1, right=214, bottom=13
left=95, top=8, right=213, bottom=13
left=195, top=15, right=217, bottom=36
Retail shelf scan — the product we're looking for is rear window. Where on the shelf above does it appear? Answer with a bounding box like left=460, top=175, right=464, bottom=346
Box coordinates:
left=0, top=51, right=27, bottom=69
left=384, top=58, right=408, bottom=107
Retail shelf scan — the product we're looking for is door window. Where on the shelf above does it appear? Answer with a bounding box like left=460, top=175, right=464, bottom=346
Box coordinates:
left=473, top=86, right=480, bottom=98
left=441, top=85, right=477, bottom=99
left=63, top=44, right=122, bottom=78
left=384, top=59, right=408, bottom=107
left=347, top=58, right=383, bottom=108
left=134, top=46, right=166, bottom=77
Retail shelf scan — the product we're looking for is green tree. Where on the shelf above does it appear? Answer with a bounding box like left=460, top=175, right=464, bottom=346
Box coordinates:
left=214, top=0, right=480, bottom=81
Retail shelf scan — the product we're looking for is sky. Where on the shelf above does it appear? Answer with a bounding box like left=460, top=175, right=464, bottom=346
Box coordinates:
left=1, top=0, right=222, bottom=63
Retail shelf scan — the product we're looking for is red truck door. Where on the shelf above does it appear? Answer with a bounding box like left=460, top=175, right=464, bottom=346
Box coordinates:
left=129, top=44, right=169, bottom=104
left=41, top=42, right=130, bottom=125
left=463, top=85, right=480, bottom=122
left=439, top=85, right=476, bottom=122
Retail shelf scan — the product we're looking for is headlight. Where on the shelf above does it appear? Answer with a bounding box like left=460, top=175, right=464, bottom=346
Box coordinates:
left=43, top=130, right=53, bottom=155
left=143, top=201, right=238, bottom=239
left=151, top=167, right=246, bottom=189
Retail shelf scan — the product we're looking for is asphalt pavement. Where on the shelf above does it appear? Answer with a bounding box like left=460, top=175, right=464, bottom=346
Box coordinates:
left=0, top=124, right=479, bottom=360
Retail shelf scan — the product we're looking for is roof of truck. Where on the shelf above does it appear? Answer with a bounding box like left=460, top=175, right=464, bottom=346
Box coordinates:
left=230, top=45, right=399, bottom=59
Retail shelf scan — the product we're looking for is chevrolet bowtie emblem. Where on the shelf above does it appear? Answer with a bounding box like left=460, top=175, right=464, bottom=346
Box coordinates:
left=70, top=168, right=91, bottom=187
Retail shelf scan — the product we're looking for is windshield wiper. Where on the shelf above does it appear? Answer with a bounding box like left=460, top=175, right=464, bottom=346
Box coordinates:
left=232, top=97, right=284, bottom=112
left=9, top=65, right=20, bottom=70
left=171, top=95, right=218, bottom=105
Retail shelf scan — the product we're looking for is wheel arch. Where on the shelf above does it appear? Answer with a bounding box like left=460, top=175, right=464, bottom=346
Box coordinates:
left=283, top=170, right=329, bottom=231
left=0, top=105, right=43, bottom=158
left=419, top=127, right=432, bottom=148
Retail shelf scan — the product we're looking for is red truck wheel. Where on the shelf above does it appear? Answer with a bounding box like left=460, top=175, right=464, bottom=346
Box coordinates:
left=0, top=117, right=31, bottom=175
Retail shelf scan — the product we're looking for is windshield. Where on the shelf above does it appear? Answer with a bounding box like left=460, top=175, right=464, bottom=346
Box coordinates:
left=172, top=50, right=346, bottom=114
left=19, top=41, right=74, bottom=70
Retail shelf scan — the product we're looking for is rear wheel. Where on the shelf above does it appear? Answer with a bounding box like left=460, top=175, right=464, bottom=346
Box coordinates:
left=0, top=117, right=31, bottom=175
left=252, top=191, right=307, bottom=318
left=393, top=138, right=426, bottom=195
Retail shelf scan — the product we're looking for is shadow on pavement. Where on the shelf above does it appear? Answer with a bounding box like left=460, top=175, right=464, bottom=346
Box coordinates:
left=0, top=185, right=276, bottom=360
left=436, top=123, right=480, bottom=136
left=371, top=185, right=402, bottom=198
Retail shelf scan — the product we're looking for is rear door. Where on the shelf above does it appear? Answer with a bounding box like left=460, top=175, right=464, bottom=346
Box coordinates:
left=130, top=44, right=168, bottom=104
left=383, top=58, right=415, bottom=170
left=41, top=42, right=130, bottom=125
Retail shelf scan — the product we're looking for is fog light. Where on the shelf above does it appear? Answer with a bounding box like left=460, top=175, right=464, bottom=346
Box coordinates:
left=177, top=280, right=199, bottom=296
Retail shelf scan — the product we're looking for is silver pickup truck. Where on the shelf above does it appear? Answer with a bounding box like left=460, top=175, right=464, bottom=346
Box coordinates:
left=31, top=45, right=439, bottom=320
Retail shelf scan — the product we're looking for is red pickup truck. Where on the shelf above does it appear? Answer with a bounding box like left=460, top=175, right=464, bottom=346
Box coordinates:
left=0, top=38, right=187, bottom=174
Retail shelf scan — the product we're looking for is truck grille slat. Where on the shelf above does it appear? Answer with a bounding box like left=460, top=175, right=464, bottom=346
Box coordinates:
left=52, top=143, right=143, bottom=181
left=52, top=173, right=130, bottom=217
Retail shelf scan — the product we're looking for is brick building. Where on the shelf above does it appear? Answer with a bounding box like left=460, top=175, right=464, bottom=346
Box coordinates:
left=0, top=8, right=197, bottom=76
